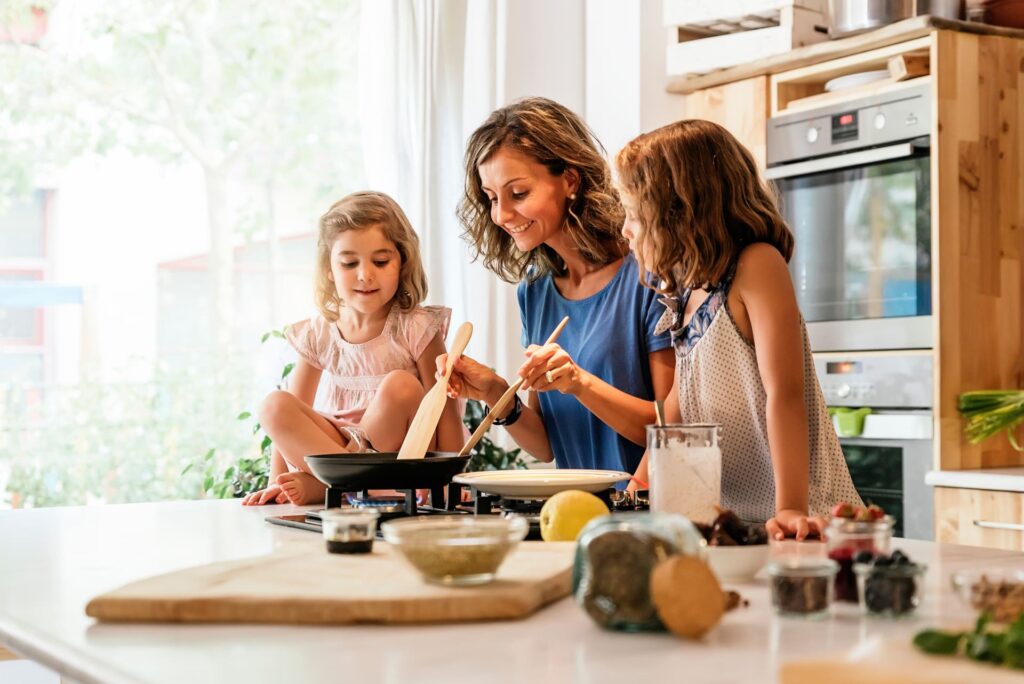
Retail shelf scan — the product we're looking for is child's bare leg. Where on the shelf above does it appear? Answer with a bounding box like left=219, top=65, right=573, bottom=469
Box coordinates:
left=360, top=370, right=427, bottom=452
left=259, top=390, right=349, bottom=505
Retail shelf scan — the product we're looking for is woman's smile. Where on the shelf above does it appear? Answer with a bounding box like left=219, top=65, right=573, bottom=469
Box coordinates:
left=506, top=220, right=534, bottom=235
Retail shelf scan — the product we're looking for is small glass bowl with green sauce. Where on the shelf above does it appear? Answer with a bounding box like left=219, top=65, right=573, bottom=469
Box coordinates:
left=381, top=516, right=529, bottom=586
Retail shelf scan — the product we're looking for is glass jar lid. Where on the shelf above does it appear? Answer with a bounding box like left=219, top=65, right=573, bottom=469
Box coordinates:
left=766, top=558, right=839, bottom=579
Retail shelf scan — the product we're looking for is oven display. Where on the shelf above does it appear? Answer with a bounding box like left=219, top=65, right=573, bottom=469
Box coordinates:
left=831, top=111, right=859, bottom=143
left=826, top=361, right=863, bottom=374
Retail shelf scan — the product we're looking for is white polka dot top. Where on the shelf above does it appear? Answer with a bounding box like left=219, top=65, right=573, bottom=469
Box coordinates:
left=655, top=273, right=862, bottom=522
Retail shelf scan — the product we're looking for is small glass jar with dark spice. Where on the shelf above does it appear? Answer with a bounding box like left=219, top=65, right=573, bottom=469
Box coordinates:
left=321, top=508, right=379, bottom=554
left=766, top=558, right=838, bottom=618
left=572, top=512, right=706, bottom=632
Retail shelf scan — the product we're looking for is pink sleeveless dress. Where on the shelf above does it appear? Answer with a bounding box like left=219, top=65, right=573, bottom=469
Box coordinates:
left=285, top=305, right=451, bottom=449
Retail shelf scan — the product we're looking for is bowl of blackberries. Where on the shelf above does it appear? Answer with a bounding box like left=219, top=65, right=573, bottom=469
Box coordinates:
left=696, top=508, right=769, bottom=583
left=853, top=549, right=927, bottom=617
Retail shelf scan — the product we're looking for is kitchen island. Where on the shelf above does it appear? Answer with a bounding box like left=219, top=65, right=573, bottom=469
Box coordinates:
left=0, top=499, right=1019, bottom=684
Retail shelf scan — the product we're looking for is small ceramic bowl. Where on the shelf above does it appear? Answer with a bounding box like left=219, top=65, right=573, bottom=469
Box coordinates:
left=706, top=543, right=770, bottom=582
left=381, top=516, right=529, bottom=586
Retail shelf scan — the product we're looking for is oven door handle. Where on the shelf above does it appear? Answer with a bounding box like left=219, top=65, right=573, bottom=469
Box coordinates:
left=765, top=142, right=916, bottom=180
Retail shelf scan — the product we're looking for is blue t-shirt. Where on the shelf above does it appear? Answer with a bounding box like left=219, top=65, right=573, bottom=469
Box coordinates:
left=517, top=253, right=671, bottom=475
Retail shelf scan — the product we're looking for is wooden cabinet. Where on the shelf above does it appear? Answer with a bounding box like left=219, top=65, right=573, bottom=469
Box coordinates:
left=933, top=30, right=1024, bottom=472
left=935, top=486, right=1024, bottom=550
left=682, top=76, right=769, bottom=168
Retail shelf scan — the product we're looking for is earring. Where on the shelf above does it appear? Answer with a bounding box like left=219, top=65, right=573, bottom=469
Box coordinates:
left=569, top=193, right=577, bottom=200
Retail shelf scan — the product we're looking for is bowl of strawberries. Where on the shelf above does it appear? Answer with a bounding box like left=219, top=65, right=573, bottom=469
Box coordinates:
left=825, top=502, right=894, bottom=603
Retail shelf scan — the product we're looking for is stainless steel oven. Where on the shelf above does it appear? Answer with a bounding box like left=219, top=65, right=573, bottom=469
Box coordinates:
left=816, top=351, right=934, bottom=540
left=767, top=82, right=932, bottom=353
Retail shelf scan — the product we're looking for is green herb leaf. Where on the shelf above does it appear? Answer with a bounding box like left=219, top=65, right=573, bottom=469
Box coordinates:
left=967, top=631, right=1004, bottom=664
left=281, top=363, right=294, bottom=379
left=913, top=630, right=963, bottom=655
left=237, top=411, right=251, bottom=420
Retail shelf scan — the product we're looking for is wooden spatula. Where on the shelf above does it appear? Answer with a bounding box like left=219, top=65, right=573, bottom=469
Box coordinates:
left=396, top=322, right=473, bottom=460
left=457, top=316, right=569, bottom=457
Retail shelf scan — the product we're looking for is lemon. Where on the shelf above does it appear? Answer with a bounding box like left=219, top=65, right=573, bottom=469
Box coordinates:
left=539, top=490, right=610, bottom=542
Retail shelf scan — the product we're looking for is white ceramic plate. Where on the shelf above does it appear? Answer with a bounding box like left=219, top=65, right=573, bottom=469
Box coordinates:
left=824, top=69, right=890, bottom=92
left=452, top=469, right=632, bottom=499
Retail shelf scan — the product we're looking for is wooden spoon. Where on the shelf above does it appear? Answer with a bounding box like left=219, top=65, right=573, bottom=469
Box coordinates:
left=396, top=322, right=473, bottom=460
left=457, top=316, right=569, bottom=457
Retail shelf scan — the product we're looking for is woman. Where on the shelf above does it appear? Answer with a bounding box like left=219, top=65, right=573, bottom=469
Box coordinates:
left=438, top=97, right=673, bottom=476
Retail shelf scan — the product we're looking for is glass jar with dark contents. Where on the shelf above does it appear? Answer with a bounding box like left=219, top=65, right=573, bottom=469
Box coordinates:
left=854, top=550, right=926, bottom=616
left=825, top=516, right=893, bottom=602
left=321, top=508, right=379, bottom=554
left=572, top=512, right=705, bottom=632
left=766, top=558, right=838, bottom=618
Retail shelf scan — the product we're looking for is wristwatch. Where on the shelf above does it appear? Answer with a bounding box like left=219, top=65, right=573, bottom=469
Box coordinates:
left=491, top=393, right=523, bottom=426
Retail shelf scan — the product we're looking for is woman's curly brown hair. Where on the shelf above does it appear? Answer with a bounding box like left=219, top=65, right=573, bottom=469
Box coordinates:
left=457, top=97, right=625, bottom=283
left=615, top=119, right=793, bottom=294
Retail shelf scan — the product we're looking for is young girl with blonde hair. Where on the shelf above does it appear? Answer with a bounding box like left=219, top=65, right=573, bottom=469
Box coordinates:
left=243, top=191, right=464, bottom=506
left=616, top=119, right=861, bottom=540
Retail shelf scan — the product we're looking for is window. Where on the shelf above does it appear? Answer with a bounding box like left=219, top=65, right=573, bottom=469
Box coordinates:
left=0, top=0, right=363, bottom=508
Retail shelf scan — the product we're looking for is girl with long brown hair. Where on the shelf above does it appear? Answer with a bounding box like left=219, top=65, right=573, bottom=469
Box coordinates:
left=439, top=97, right=674, bottom=475
left=616, top=119, right=860, bottom=539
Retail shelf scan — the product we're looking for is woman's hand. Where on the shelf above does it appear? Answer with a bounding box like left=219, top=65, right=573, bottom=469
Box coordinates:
left=241, top=484, right=288, bottom=506
left=518, top=343, right=587, bottom=395
left=435, top=353, right=506, bottom=404
left=765, top=509, right=827, bottom=541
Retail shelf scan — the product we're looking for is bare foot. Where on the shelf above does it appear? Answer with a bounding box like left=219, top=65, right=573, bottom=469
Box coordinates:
left=276, top=472, right=326, bottom=505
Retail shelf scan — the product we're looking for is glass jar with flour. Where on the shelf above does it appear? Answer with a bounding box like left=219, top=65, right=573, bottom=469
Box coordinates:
left=647, top=424, right=722, bottom=525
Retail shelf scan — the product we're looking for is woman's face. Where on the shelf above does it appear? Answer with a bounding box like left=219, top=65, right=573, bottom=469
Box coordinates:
left=477, top=145, right=578, bottom=252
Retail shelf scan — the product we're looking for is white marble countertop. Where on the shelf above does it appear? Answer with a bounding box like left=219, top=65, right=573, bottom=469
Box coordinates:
left=926, top=467, right=1024, bottom=492
left=1, top=499, right=1021, bottom=684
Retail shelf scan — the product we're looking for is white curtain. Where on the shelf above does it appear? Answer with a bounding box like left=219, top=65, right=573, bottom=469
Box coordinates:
left=357, top=0, right=523, bottom=382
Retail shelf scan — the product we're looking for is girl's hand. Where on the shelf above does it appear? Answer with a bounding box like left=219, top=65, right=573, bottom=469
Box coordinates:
left=518, top=343, right=586, bottom=395
left=241, top=484, right=288, bottom=506
left=435, top=353, right=505, bottom=404
left=765, top=509, right=827, bottom=541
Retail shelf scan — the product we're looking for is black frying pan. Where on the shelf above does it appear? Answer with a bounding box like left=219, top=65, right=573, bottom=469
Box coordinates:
left=304, top=452, right=469, bottom=491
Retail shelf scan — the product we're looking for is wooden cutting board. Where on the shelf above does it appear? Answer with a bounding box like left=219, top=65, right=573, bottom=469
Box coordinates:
left=86, top=541, right=576, bottom=625
left=780, top=636, right=1024, bottom=684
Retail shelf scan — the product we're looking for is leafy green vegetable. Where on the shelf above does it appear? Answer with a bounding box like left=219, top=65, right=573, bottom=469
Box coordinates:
left=913, top=629, right=963, bottom=655
left=914, top=613, right=1024, bottom=669
left=958, top=390, right=1024, bottom=451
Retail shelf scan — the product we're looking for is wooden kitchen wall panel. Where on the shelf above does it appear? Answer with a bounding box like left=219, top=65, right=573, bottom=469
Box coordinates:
left=682, top=75, right=769, bottom=169
left=935, top=486, right=1024, bottom=550
left=934, top=29, right=1024, bottom=470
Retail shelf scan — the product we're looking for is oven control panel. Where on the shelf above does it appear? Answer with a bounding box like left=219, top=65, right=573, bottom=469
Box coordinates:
left=813, top=353, right=933, bottom=409
left=766, top=81, right=932, bottom=167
